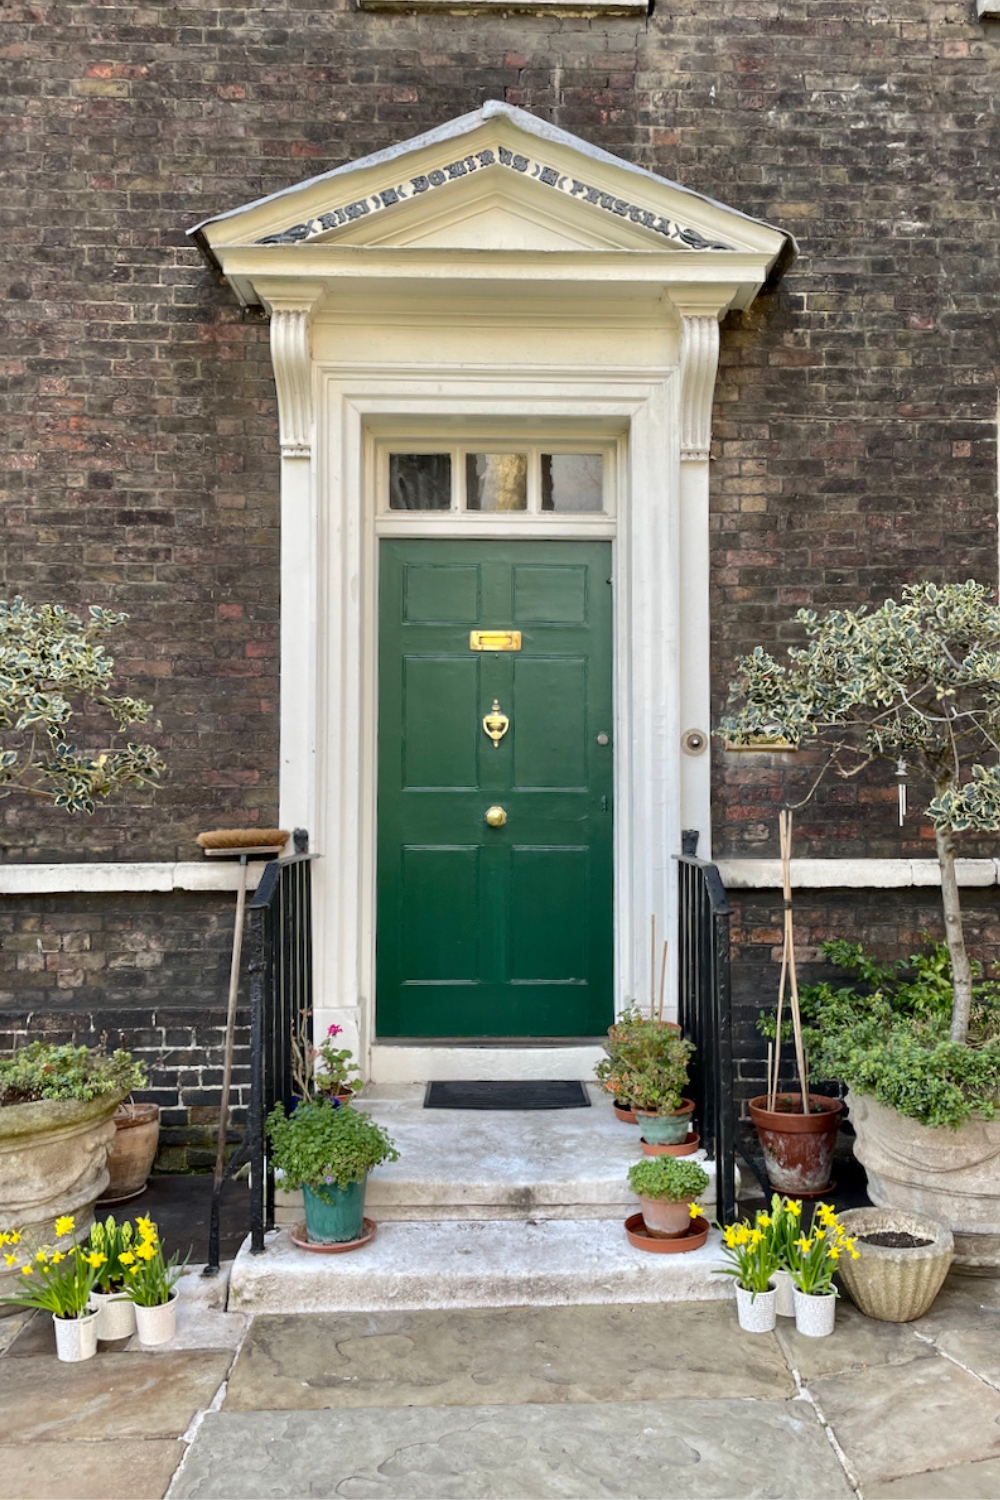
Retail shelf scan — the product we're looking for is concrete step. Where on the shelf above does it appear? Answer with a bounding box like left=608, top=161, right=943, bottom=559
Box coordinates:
left=228, top=1218, right=732, bottom=1315
left=274, top=1083, right=729, bottom=1224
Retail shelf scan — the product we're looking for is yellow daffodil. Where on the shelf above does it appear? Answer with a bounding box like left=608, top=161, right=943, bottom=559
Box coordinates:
left=850, top=1249, right=860, bottom=1260
left=128, top=1264, right=140, bottom=1275
left=795, top=1236, right=812, bottom=1254
left=136, top=1215, right=156, bottom=1239
left=786, top=1201, right=802, bottom=1218
left=35, top=1249, right=48, bottom=1263
left=814, top=1229, right=826, bottom=1242
left=7, top=1231, right=20, bottom=1245
left=4, top=1254, right=16, bottom=1268
left=827, top=1246, right=841, bottom=1261
left=82, top=1251, right=107, bottom=1269
left=135, top=1241, right=157, bottom=1262
left=54, top=1215, right=75, bottom=1240
left=118, top=1250, right=136, bottom=1266
left=756, top=1213, right=772, bottom=1229
left=50, top=1252, right=64, bottom=1265
left=0, top=1233, right=8, bottom=1248
left=20, top=1265, right=32, bottom=1276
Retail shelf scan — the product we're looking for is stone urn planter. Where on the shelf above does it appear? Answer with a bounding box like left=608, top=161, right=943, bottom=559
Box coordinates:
left=0, top=1093, right=122, bottom=1309
left=847, top=1089, right=1000, bottom=1269
left=101, top=1102, right=160, bottom=1204
left=835, top=1206, right=954, bottom=1322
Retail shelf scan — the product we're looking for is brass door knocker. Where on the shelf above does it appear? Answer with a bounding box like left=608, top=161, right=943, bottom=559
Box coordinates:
left=482, top=699, right=510, bottom=748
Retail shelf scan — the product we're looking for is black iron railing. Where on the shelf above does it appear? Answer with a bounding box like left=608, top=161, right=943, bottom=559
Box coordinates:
left=204, top=831, right=315, bottom=1273
left=676, top=830, right=736, bottom=1225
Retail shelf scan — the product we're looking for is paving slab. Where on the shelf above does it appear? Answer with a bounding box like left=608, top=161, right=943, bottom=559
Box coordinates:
left=810, top=1351, right=1000, bottom=1485
left=928, top=1325, right=1000, bottom=1391
left=229, top=1219, right=732, bottom=1314
left=6, top=1310, right=131, bottom=1357
left=225, top=1303, right=795, bottom=1411
left=0, top=1308, right=33, bottom=1355
left=169, top=1398, right=853, bottom=1499
left=0, top=1350, right=233, bottom=1443
left=125, top=1265, right=248, bottom=1354
left=867, top=1456, right=1000, bottom=1498
left=774, top=1298, right=932, bottom=1379
left=0, top=1440, right=184, bottom=1500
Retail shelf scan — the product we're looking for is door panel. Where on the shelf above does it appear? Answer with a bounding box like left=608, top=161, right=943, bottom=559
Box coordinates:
left=377, top=538, right=613, bottom=1038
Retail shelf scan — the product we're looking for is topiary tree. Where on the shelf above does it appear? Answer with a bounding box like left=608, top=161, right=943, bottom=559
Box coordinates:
left=0, top=597, right=163, bottom=817
left=721, top=581, right=1000, bottom=1047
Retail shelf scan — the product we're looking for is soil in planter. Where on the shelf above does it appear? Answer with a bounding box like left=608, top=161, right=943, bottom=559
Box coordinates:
left=859, top=1231, right=933, bottom=1250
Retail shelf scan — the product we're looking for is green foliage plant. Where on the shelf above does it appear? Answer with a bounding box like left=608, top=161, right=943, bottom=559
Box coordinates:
left=721, top=582, right=1000, bottom=1049
left=595, top=1005, right=693, bottom=1114
left=87, top=1216, right=136, bottom=1293
left=770, top=940, right=1000, bottom=1129
left=0, top=597, right=163, bottom=814
left=266, top=1100, right=399, bottom=1191
left=626, top=1156, right=709, bottom=1203
left=0, top=1042, right=145, bottom=1108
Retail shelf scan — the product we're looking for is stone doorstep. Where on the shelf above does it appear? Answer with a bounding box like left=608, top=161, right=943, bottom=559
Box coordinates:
left=273, top=1083, right=729, bottom=1224
left=227, top=1218, right=733, bottom=1315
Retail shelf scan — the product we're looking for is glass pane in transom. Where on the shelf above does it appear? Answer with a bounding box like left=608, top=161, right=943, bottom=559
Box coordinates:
left=541, top=454, right=604, bottom=513
left=389, top=454, right=452, bottom=510
left=465, top=454, right=528, bottom=512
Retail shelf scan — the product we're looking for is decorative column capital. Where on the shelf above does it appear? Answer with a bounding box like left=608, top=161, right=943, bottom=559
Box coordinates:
left=678, top=314, right=721, bottom=464
left=260, top=282, right=325, bottom=460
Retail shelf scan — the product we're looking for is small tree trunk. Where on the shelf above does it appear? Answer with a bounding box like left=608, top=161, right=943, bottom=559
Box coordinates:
left=934, top=816, right=973, bottom=1045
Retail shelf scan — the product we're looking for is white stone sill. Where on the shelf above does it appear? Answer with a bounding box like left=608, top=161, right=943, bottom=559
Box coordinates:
left=0, top=862, right=266, bottom=895
left=357, top=0, right=646, bottom=9
left=716, top=858, right=1000, bottom=891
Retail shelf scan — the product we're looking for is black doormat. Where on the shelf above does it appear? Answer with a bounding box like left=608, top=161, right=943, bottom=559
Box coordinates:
left=424, top=1080, right=591, bottom=1110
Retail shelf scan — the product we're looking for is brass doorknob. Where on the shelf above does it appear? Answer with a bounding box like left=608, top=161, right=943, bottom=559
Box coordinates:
left=485, top=806, right=507, bottom=828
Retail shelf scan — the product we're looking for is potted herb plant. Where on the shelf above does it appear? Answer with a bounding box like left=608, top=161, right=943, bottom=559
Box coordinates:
left=86, top=1215, right=138, bottom=1339
left=786, top=1202, right=859, bottom=1337
left=266, top=1100, right=399, bottom=1247
left=311, top=1024, right=361, bottom=1104
left=0, top=1043, right=146, bottom=1308
left=601, top=1018, right=695, bottom=1146
left=722, top=582, right=1000, bottom=1265
left=626, top=1156, right=708, bottom=1238
left=1, top=1214, right=106, bottom=1361
left=123, top=1214, right=186, bottom=1345
left=716, top=1208, right=781, bottom=1332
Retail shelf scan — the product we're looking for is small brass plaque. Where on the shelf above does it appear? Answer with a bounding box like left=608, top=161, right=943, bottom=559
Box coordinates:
left=470, top=630, right=522, bottom=651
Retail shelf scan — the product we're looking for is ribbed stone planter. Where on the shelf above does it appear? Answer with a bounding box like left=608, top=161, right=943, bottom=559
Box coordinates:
left=835, top=1206, right=954, bottom=1322
left=0, top=1093, right=123, bottom=1309
left=848, top=1090, right=1000, bottom=1269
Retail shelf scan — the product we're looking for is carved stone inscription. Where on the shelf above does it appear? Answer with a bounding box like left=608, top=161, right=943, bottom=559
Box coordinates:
left=257, top=145, right=734, bottom=252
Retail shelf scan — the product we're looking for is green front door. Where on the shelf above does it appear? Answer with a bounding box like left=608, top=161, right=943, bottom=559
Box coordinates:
left=377, top=539, right=614, bottom=1039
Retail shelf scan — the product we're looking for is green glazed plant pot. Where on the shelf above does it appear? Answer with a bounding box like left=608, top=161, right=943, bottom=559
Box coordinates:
left=636, top=1100, right=695, bottom=1146
left=303, top=1176, right=368, bottom=1244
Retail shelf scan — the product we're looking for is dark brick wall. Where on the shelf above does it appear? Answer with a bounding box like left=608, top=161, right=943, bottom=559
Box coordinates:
left=0, top=894, right=247, bottom=1168
left=728, top=885, right=1000, bottom=1115
left=2, top=2, right=998, bottom=864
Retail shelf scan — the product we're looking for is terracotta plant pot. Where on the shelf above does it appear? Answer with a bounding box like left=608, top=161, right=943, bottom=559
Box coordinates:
left=640, top=1131, right=700, bottom=1158
left=748, top=1094, right=843, bottom=1195
left=612, top=1100, right=637, bottom=1124
left=634, top=1100, right=695, bottom=1146
left=637, top=1193, right=696, bottom=1238
left=101, top=1103, right=160, bottom=1204
left=834, top=1206, right=954, bottom=1322
left=847, top=1088, right=1000, bottom=1269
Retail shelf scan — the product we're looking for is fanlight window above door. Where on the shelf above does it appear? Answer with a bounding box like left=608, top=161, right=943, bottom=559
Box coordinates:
left=385, top=445, right=609, bottom=516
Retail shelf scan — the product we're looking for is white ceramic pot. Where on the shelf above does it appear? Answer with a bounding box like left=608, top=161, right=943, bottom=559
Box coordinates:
left=90, top=1289, right=137, bottom=1340
left=735, top=1283, right=777, bottom=1333
left=793, top=1288, right=837, bottom=1337
left=771, top=1268, right=796, bottom=1318
left=53, top=1309, right=100, bottom=1362
left=134, top=1289, right=178, bottom=1346
left=848, top=1089, right=1000, bottom=1269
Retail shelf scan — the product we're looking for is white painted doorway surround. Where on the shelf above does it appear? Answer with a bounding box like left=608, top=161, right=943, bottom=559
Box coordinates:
left=191, top=102, right=792, bottom=1081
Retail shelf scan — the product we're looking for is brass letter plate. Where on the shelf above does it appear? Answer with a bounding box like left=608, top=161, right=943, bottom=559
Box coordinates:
left=469, top=630, right=522, bottom=651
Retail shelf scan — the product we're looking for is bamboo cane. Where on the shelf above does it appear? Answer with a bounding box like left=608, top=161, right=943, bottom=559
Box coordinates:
left=658, top=939, right=668, bottom=1023
left=650, top=914, right=656, bottom=1020
left=779, top=809, right=811, bottom=1116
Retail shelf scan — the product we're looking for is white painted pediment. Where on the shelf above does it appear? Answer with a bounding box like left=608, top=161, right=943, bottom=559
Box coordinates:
left=190, top=101, right=794, bottom=309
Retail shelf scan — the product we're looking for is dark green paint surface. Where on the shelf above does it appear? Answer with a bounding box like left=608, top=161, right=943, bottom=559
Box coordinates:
left=377, top=539, right=614, bottom=1039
